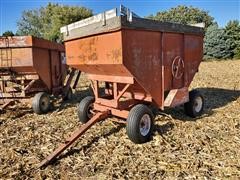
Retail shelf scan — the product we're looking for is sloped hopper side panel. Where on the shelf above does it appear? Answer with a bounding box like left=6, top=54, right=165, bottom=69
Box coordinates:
left=1, top=48, right=34, bottom=72
left=65, top=29, right=163, bottom=107
left=65, top=31, right=132, bottom=77
left=0, top=36, right=35, bottom=72
left=122, top=29, right=163, bottom=107
left=184, top=35, right=203, bottom=87
left=32, top=48, right=52, bottom=90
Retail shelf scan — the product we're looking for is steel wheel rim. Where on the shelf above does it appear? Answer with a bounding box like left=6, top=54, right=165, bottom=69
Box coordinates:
left=41, top=96, right=49, bottom=111
left=139, top=114, right=151, bottom=136
left=194, top=96, right=203, bottom=113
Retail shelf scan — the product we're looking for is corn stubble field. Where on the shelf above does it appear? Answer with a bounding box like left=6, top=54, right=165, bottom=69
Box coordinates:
left=0, top=60, right=240, bottom=179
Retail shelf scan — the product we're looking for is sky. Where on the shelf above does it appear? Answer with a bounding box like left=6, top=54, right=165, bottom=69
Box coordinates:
left=0, top=0, right=239, bottom=34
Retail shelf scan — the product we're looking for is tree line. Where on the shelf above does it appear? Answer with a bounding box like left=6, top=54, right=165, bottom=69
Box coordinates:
left=2, top=4, right=240, bottom=60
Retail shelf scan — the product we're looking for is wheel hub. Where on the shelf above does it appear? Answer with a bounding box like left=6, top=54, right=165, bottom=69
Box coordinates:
left=194, top=96, right=203, bottom=113
left=139, top=114, right=151, bottom=136
left=41, top=96, right=49, bottom=111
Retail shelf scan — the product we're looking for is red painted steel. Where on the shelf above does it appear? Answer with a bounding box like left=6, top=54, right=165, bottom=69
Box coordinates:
left=0, top=36, right=66, bottom=92
left=39, top=13, right=204, bottom=167
left=122, top=29, right=163, bottom=107
left=65, top=29, right=203, bottom=112
left=0, top=36, right=78, bottom=108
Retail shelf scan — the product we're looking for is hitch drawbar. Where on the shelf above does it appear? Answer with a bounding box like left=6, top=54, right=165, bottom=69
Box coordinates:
left=39, top=111, right=110, bottom=168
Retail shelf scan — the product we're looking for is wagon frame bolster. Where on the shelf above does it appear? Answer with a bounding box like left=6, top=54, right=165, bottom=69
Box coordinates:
left=88, top=74, right=134, bottom=84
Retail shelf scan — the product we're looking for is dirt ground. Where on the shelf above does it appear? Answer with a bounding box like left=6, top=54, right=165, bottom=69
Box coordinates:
left=0, top=60, right=240, bottom=179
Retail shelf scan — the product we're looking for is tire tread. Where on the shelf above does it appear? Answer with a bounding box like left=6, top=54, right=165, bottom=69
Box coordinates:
left=126, top=104, right=154, bottom=144
left=184, top=90, right=204, bottom=118
left=77, top=96, right=94, bottom=123
left=32, top=92, right=50, bottom=115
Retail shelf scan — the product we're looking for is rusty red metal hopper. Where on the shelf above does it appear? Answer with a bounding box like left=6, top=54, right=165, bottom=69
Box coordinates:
left=39, top=5, right=205, bottom=167
left=0, top=36, right=80, bottom=113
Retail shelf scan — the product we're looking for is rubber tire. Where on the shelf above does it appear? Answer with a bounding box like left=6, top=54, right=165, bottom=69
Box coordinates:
left=184, top=90, right=204, bottom=118
left=77, top=96, right=95, bottom=123
left=63, top=87, right=73, bottom=101
left=32, top=92, right=50, bottom=115
left=126, top=104, right=154, bottom=144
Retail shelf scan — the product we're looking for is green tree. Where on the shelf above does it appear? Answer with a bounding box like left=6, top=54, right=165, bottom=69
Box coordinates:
left=17, top=9, right=42, bottom=38
left=17, top=3, right=92, bottom=42
left=225, top=20, right=240, bottom=59
left=204, top=24, right=232, bottom=60
left=148, top=5, right=214, bottom=29
left=2, top=30, right=14, bottom=36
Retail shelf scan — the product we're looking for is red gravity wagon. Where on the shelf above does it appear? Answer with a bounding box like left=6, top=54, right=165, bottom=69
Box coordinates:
left=0, top=36, right=79, bottom=114
left=40, top=6, right=205, bottom=167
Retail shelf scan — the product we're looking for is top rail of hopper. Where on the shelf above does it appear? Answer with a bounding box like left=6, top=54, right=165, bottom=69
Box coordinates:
left=60, top=6, right=204, bottom=41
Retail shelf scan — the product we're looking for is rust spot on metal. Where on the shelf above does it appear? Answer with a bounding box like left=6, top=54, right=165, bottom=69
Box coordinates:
left=107, top=48, right=122, bottom=63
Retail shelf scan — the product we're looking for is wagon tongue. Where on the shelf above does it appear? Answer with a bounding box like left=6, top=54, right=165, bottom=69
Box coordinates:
left=38, top=110, right=110, bottom=168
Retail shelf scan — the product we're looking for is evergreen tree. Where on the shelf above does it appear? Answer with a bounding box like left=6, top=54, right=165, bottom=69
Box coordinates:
left=225, top=20, right=240, bottom=59
left=204, top=24, right=232, bottom=59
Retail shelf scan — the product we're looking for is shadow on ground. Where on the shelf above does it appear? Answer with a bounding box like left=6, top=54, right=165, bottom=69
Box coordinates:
left=163, top=87, right=240, bottom=121
left=0, top=87, right=93, bottom=119
left=39, top=87, right=240, bottom=165
left=50, top=123, right=125, bottom=166
left=53, top=88, right=93, bottom=112
left=50, top=121, right=175, bottom=166
left=54, top=86, right=107, bottom=112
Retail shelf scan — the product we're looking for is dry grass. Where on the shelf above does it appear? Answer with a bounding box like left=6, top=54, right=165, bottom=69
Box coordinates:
left=0, top=60, right=240, bottom=179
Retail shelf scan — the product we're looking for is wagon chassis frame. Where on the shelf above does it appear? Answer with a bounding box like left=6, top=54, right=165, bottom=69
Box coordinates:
left=0, top=69, right=46, bottom=105
left=39, top=77, right=191, bottom=168
left=0, top=68, right=81, bottom=111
